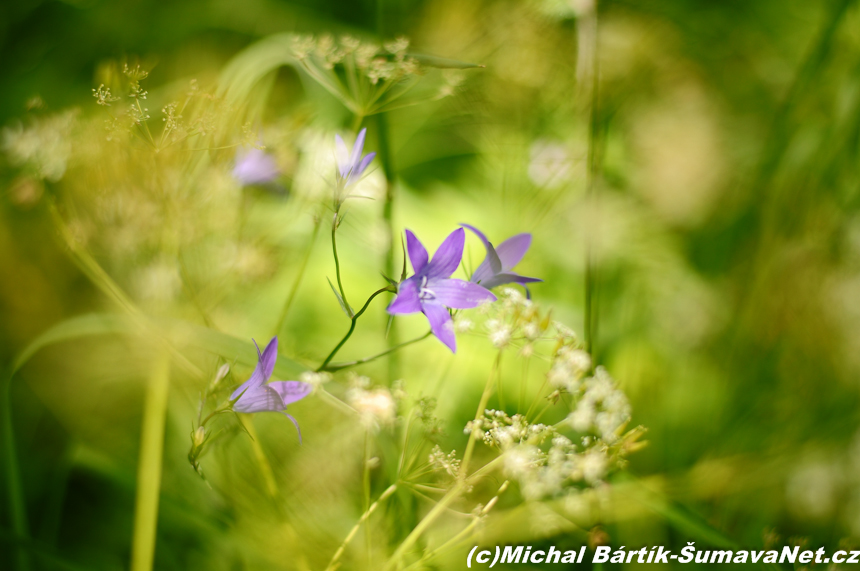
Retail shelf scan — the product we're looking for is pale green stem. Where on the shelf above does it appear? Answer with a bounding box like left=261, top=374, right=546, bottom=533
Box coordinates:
left=401, top=480, right=509, bottom=571
left=130, top=352, right=170, bottom=571
left=363, top=429, right=372, bottom=564
left=325, top=484, right=397, bottom=571
left=582, top=3, right=600, bottom=359
left=386, top=456, right=503, bottom=570
left=240, top=416, right=279, bottom=498
left=2, top=368, right=29, bottom=571
left=459, top=352, right=501, bottom=480
left=331, top=213, right=353, bottom=318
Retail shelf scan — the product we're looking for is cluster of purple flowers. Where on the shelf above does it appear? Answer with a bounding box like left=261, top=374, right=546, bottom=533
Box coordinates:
left=387, top=225, right=540, bottom=352
left=228, top=129, right=540, bottom=439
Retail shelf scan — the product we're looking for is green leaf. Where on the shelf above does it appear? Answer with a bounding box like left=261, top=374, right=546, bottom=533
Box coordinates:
left=327, top=277, right=354, bottom=318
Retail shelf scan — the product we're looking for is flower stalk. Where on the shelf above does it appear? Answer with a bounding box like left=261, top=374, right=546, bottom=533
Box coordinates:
left=130, top=352, right=170, bottom=571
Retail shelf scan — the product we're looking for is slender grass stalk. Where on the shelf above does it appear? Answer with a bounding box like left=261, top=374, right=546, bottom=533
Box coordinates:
left=48, top=201, right=203, bottom=380
left=240, top=417, right=279, bottom=498
left=386, top=456, right=503, bottom=569
left=273, top=214, right=323, bottom=336
left=582, top=3, right=601, bottom=360
left=1, top=368, right=30, bottom=571
left=401, top=480, right=508, bottom=571
left=459, top=352, right=502, bottom=479
left=318, top=286, right=395, bottom=370
left=130, top=352, right=170, bottom=571
left=375, top=112, right=400, bottom=379
left=363, top=429, right=372, bottom=564
left=325, top=484, right=397, bottom=571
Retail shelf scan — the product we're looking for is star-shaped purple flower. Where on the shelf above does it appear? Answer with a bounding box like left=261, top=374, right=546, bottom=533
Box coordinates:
left=231, top=337, right=311, bottom=442
left=387, top=228, right=496, bottom=352
left=335, top=127, right=375, bottom=188
left=461, top=224, right=542, bottom=296
left=233, top=147, right=280, bottom=186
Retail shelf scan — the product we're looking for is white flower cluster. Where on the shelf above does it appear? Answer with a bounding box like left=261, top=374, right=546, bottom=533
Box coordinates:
left=466, top=296, right=645, bottom=499
left=567, top=367, right=631, bottom=443
left=292, top=34, right=421, bottom=86
left=2, top=109, right=78, bottom=181
left=547, top=346, right=592, bottom=391
left=466, top=410, right=553, bottom=449
left=429, top=445, right=461, bottom=478
left=480, top=288, right=561, bottom=353
left=466, top=409, right=614, bottom=499
left=346, top=375, right=397, bottom=429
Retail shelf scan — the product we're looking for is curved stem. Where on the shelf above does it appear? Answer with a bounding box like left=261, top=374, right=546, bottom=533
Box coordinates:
left=322, top=331, right=432, bottom=372
left=318, top=286, right=394, bottom=371
left=331, top=213, right=353, bottom=317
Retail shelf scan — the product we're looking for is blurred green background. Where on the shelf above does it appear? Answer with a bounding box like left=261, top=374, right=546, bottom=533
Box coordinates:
left=3, top=0, right=860, bottom=569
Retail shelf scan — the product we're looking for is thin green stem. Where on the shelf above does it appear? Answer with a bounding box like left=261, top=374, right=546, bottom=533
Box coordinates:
left=363, top=429, right=372, bottom=564
left=322, top=331, right=432, bottom=372
left=460, top=352, right=502, bottom=480
left=582, top=3, right=600, bottom=360
left=273, top=215, right=323, bottom=336
left=375, top=112, right=399, bottom=379
left=325, top=484, right=397, bottom=571
left=386, top=456, right=503, bottom=570
left=130, top=352, right=170, bottom=571
left=318, top=286, right=395, bottom=370
left=401, top=480, right=508, bottom=571
left=331, top=213, right=353, bottom=318
left=2, top=368, right=29, bottom=571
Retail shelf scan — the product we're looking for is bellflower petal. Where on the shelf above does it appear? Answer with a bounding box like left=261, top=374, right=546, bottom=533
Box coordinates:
left=229, top=336, right=311, bottom=441
left=335, top=134, right=350, bottom=177
left=230, top=337, right=278, bottom=400
left=460, top=223, right=502, bottom=282
left=388, top=277, right=422, bottom=314
left=335, top=128, right=375, bottom=188
left=479, top=272, right=543, bottom=291
left=350, top=128, right=367, bottom=167
left=355, top=152, right=376, bottom=178
left=425, top=228, right=465, bottom=279
left=495, top=233, right=532, bottom=271
left=281, top=412, right=303, bottom=444
left=233, top=385, right=284, bottom=413
left=431, top=278, right=496, bottom=309
left=462, top=225, right=541, bottom=295
left=268, top=381, right=313, bottom=406
left=422, top=301, right=456, bottom=352
left=405, top=229, right=429, bottom=273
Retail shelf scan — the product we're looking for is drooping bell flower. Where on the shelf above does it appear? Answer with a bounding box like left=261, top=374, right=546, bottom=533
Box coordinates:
left=231, top=337, right=311, bottom=442
left=461, top=224, right=542, bottom=297
left=387, top=228, right=496, bottom=352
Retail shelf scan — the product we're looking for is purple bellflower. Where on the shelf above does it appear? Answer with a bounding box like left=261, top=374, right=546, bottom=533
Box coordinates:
left=461, top=224, right=542, bottom=297
left=387, top=228, right=496, bottom=352
left=231, top=337, right=311, bottom=442
left=233, top=147, right=280, bottom=186
left=335, top=128, right=375, bottom=189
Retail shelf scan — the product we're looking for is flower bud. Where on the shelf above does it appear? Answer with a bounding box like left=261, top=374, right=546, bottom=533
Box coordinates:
left=193, top=426, right=206, bottom=448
